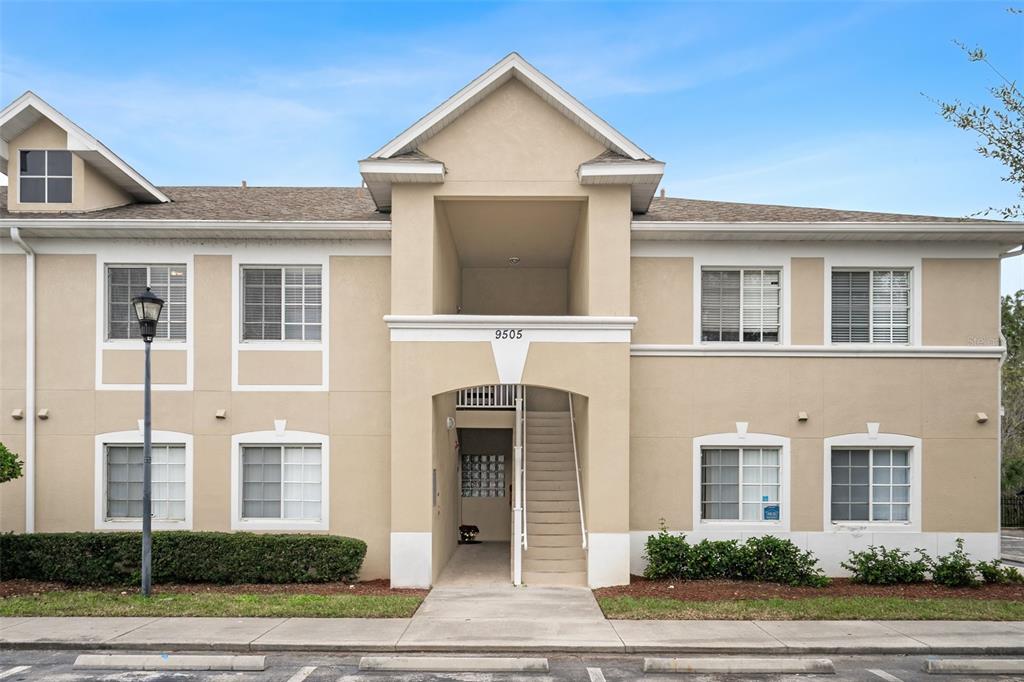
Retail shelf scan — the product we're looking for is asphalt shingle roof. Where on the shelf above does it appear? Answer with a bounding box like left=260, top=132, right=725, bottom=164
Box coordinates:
left=638, top=196, right=989, bottom=223
left=0, top=186, right=386, bottom=222
left=0, top=186, right=1004, bottom=224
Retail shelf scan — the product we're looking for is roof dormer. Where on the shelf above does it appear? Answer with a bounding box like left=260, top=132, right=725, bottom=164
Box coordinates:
left=0, top=91, right=167, bottom=213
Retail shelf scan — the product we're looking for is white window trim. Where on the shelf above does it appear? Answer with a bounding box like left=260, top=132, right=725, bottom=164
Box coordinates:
left=824, top=256, right=921, bottom=347
left=230, top=430, right=330, bottom=531
left=231, top=254, right=329, bottom=392
left=823, top=432, right=922, bottom=532
left=692, top=429, right=791, bottom=532
left=19, top=149, right=72, bottom=204
left=692, top=257, right=789, bottom=346
left=94, top=430, right=193, bottom=530
left=698, top=266, right=783, bottom=345
left=94, top=249, right=195, bottom=392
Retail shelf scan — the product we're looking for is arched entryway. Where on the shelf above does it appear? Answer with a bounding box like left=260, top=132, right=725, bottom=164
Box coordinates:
left=431, top=384, right=588, bottom=587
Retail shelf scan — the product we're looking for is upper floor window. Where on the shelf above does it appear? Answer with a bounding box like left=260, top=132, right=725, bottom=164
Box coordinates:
left=242, top=266, right=322, bottom=341
left=19, top=150, right=72, bottom=203
left=107, top=265, right=187, bottom=341
left=831, top=269, right=910, bottom=344
left=701, top=268, right=780, bottom=342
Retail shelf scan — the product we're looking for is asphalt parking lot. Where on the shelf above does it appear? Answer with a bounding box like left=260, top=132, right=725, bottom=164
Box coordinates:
left=2, top=651, right=1024, bottom=681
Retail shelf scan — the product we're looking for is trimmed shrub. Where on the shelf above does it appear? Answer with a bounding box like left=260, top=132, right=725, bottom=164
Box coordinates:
left=687, top=539, right=745, bottom=580
left=642, top=524, right=690, bottom=580
left=642, top=527, right=828, bottom=587
left=841, top=545, right=930, bottom=585
left=931, top=538, right=981, bottom=587
left=0, top=531, right=366, bottom=585
left=737, top=535, right=830, bottom=587
left=977, top=560, right=1024, bottom=585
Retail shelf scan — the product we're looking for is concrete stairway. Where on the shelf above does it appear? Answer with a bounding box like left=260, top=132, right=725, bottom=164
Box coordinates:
left=522, top=410, right=587, bottom=586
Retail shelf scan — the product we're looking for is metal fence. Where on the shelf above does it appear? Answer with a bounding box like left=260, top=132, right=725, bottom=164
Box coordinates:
left=1003, top=496, right=1024, bottom=528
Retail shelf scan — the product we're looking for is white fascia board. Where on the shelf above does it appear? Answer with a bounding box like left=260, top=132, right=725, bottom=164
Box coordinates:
left=0, top=218, right=392, bottom=240
left=630, top=221, right=1024, bottom=244
left=370, top=52, right=651, bottom=161
left=578, top=160, right=665, bottom=182
left=358, top=158, right=445, bottom=181
left=0, top=91, right=169, bottom=204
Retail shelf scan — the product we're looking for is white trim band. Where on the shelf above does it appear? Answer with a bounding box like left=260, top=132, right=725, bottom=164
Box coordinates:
left=387, top=315, right=637, bottom=343
left=631, top=344, right=1005, bottom=359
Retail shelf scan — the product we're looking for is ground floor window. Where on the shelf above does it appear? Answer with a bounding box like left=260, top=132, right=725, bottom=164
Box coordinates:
left=701, top=447, right=781, bottom=521
left=461, top=454, right=505, bottom=497
left=241, top=445, right=322, bottom=520
left=830, top=448, right=910, bottom=522
left=105, top=444, right=186, bottom=520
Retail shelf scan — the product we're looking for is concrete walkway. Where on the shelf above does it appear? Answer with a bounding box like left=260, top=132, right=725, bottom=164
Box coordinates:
left=2, top=616, right=1023, bottom=654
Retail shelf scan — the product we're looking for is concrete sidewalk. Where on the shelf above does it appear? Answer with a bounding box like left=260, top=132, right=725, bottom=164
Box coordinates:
left=2, top=616, right=1023, bottom=654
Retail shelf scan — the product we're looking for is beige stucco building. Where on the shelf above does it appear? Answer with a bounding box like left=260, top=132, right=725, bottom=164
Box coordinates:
left=0, top=53, right=1019, bottom=588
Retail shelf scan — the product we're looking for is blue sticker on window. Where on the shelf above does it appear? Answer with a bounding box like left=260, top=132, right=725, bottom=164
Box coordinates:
left=763, top=505, right=780, bottom=521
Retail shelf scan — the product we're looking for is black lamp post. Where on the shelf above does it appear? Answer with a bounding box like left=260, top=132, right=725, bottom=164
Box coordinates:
left=131, top=286, right=163, bottom=597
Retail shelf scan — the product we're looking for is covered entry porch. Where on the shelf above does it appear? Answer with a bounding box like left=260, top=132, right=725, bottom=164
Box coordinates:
left=387, top=315, right=633, bottom=589
left=443, top=384, right=587, bottom=587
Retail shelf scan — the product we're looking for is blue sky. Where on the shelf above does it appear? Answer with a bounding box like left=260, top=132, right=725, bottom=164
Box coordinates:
left=2, top=1, right=1023, bottom=288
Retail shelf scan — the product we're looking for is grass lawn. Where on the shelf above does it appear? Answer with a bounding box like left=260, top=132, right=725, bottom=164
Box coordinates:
left=0, top=591, right=423, bottom=618
left=598, top=595, right=1024, bottom=621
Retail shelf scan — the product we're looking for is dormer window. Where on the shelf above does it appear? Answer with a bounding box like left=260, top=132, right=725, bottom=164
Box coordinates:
left=19, top=150, right=72, bottom=203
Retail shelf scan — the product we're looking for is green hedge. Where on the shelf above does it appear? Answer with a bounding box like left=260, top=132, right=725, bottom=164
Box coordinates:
left=0, top=532, right=366, bottom=585
left=642, top=526, right=829, bottom=587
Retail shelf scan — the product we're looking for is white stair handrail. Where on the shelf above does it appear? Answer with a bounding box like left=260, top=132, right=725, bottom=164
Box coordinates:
left=521, top=386, right=528, bottom=551
left=568, top=393, right=587, bottom=549
left=512, top=390, right=524, bottom=586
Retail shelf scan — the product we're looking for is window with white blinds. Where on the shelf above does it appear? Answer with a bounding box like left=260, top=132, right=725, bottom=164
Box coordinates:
left=242, top=266, right=322, bottom=341
left=701, top=447, right=781, bottom=521
left=107, top=265, right=187, bottom=341
left=241, top=445, right=322, bottom=520
left=831, top=269, right=910, bottom=343
left=105, top=444, right=186, bottom=520
left=701, top=269, right=781, bottom=342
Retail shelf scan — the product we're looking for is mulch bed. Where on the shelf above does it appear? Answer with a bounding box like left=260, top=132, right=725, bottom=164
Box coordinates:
left=0, top=578, right=428, bottom=599
left=594, top=576, right=1024, bottom=602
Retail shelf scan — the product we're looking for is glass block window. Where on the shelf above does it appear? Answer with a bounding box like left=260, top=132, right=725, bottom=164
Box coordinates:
left=19, top=150, right=72, bottom=203
left=241, top=445, right=322, bottom=520
left=461, top=454, right=505, bottom=497
left=105, top=444, right=186, bottom=520
left=242, top=266, right=322, bottom=341
left=107, top=265, right=187, bottom=340
left=701, top=447, right=781, bottom=521
left=701, top=269, right=781, bottom=342
left=831, top=270, right=911, bottom=344
left=831, top=448, right=911, bottom=522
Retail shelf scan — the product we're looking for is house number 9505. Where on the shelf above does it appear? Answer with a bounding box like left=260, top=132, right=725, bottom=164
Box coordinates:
left=494, top=329, right=524, bottom=340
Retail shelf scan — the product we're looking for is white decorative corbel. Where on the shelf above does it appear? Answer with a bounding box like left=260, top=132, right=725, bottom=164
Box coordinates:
left=274, top=419, right=287, bottom=436
left=735, top=421, right=748, bottom=438
left=866, top=422, right=880, bottom=438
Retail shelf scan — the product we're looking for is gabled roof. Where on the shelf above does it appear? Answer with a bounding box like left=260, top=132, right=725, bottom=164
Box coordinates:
left=367, top=52, right=654, bottom=161
left=0, top=91, right=168, bottom=203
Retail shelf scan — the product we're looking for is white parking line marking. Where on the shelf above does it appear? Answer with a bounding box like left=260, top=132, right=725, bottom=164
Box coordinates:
left=0, top=667, right=31, bottom=680
left=286, top=665, right=317, bottom=682
left=587, top=667, right=607, bottom=682
left=867, top=669, right=903, bottom=682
